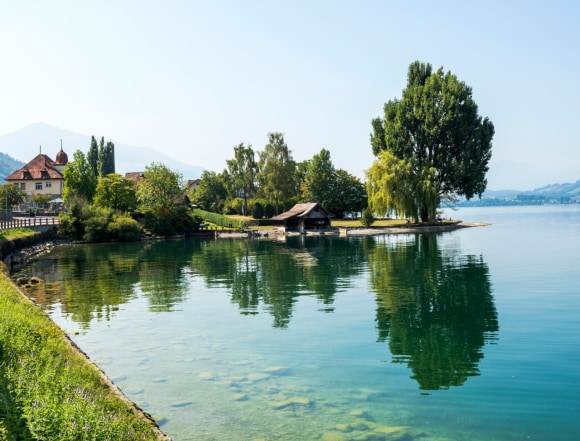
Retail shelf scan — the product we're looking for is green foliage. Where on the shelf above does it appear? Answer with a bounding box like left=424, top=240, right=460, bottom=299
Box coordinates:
left=361, top=208, right=375, bottom=227
left=257, top=132, right=297, bottom=212
left=370, top=60, right=494, bottom=221
left=63, top=150, right=98, bottom=204
left=0, top=183, right=27, bottom=210
left=82, top=205, right=113, bottom=242
left=94, top=173, right=137, bottom=212
left=59, top=200, right=142, bottom=242
left=223, top=197, right=245, bottom=215
left=97, top=137, right=115, bottom=177
left=191, top=170, right=228, bottom=212
left=107, top=215, right=142, bottom=241
left=142, top=205, right=197, bottom=236
left=302, top=148, right=335, bottom=206
left=137, top=163, right=183, bottom=211
left=226, top=143, right=257, bottom=214
left=252, top=202, right=264, bottom=219
left=300, top=149, right=367, bottom=217
left=0, top=273, right=162, bottom=440
left=192, top=208, right=245, bottom=229
left=264, top=203, right=275, bottom=218
left=58, top=195, right=89, bottom=239
left=87, top=136, right=99, bottom=177
left=0, top=228, right=38, bottom=245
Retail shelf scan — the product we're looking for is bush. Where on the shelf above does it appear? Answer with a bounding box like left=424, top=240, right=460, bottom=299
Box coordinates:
left=143, top=206, right=197, bottom=236
left=361, top=208, right=375, bottom=227
left=224, top=198, right=245, bottom=215
left=82, top=206, right=112, bottom=242
left=108, top=216, right=142, bottom=241
left=264, top=203, right=275, bottom=219
left=252, top=202, right=264, bottom=219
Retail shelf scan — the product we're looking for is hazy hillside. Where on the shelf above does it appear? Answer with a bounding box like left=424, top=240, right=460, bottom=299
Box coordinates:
left=0, top=123, right=204, bottom=180
left=0, top=152, right=24, bottom=182
left=463, top=181, right=580, bottom=206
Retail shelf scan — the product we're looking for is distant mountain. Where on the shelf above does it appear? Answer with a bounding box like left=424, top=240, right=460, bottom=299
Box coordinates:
left=0, top=123, right=204, bottom=180
left=462, top=181, right=580, bottom=206
left=0, top=152, right=25, bottom=182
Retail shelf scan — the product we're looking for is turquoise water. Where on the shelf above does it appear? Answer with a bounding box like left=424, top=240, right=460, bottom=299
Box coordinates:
left=16, top=206, right=580, bottom=440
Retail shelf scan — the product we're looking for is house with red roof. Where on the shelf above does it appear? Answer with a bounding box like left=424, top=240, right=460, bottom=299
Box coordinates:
left=5, top=147, right=69, bottom=200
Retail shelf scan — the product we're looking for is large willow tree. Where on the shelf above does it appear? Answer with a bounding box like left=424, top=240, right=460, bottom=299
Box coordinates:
left=368, top=61, right=494, bottom=222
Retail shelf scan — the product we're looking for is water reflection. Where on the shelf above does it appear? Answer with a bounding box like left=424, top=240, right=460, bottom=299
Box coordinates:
left=189, top=236, right=366, bottom=327
left=368, top=234, right=498, bottom=390
left=18, top=233, right=497, bottom=390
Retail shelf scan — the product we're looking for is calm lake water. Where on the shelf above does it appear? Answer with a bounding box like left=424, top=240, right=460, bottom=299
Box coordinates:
left=15, top=205, right=580, bottom=440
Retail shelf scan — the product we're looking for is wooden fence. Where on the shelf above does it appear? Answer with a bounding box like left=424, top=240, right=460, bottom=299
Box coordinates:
left=0, top=217, right=59, bottom=231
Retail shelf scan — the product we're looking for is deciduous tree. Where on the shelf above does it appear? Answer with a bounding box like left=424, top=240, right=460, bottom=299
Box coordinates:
left=226, top=143, right=257, bottom=215
left=191, top=170, right=228, bottom=213
left=0, top=183, right=26, bottom=210
left=369, top=61, right=494, bottom=222
left=94, top=173, right=137, bottom=212
left=136, top=163, right=183, bottom=211
left=257, top=132, right=297, bottom=213
left=63, top=150, right=98, bottom=203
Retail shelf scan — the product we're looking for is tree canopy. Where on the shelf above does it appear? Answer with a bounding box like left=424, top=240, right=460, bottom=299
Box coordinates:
left=301, top=149, right=367, bottom=217
left=257, top=132, right=297, bottom=213
left=94, top=173, right=137, bottom=212
left=368, top=61, right=494, bottom=222
left=136, top=162, right=183, bottom=211
left=226, top=143, right=257, bottom=215
left=63, top=150, right=98, bottom=203
left=0, top=183, right=27, bottom=210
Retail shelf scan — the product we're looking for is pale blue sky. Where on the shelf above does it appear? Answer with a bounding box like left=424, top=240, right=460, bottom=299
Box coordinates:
left=1, top=1, right=579, bottom=190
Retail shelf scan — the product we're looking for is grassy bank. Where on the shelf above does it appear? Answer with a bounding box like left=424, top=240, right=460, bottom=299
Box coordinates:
left=0, top=228, right=39, bottom=245
left=0, top=264, right=167, bottom=440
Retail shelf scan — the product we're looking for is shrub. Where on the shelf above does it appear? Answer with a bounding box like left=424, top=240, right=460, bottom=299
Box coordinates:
left=252, top=202, right=264, bottom=219
left=82, top=206, right=112, bottom=242
left=264, top=203, right=275, bottom=218
left=361, top=208, right=375, bottom=227
left=108, top=216, right=142, bottom=241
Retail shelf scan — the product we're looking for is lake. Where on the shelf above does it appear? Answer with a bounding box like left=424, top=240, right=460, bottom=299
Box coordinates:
left=15, top=205, right=580, bottom=440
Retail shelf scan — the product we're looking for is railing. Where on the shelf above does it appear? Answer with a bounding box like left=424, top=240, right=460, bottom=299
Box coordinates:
left=0, top=216, right=60, bottom=231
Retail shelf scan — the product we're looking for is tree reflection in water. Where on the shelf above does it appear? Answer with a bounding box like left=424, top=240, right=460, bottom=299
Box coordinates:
left=368, top=233, right=498, bottom=390
left=19, top=233, right=497, bottom=390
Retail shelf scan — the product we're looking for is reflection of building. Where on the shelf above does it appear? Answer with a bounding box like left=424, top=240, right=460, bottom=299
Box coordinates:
left=5, top=147, right=69, bottom=200
left=271, top=203, right=333, bottom=233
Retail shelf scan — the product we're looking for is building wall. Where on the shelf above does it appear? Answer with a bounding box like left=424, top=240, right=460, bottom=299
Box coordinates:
left=11, top=180, right=64, bottom=197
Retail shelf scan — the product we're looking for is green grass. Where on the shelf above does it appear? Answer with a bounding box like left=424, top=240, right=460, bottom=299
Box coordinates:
left=0, top=266, right=166, bottom=440
left=193, top=208, right=246, bottom=229
left=0, top=228, right=38, bottom=245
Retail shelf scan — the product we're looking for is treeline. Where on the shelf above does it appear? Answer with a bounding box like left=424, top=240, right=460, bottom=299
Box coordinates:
left=190, top=133, right=367, bottom=219
left=61, top=137, right=203, bottom=240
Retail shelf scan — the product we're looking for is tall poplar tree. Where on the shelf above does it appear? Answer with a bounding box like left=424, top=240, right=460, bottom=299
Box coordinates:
left=97, top=137, right=115, bottom=177
left=87, top=136, right=99, bottom=177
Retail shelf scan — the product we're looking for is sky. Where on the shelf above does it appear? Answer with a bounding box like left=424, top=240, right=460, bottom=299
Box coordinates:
left=1, top=0, right=579, bottom=190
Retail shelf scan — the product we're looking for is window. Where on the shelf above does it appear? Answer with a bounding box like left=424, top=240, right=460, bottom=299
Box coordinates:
left=35, top=182, right=42, bottom=190
left=20, top=183, right=25, bottom=190
left=45, top=182, right=52, bottom=188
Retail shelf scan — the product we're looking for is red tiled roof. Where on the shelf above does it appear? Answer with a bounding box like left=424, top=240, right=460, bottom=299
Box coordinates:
left=5, top=154, right=64, bottom=181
